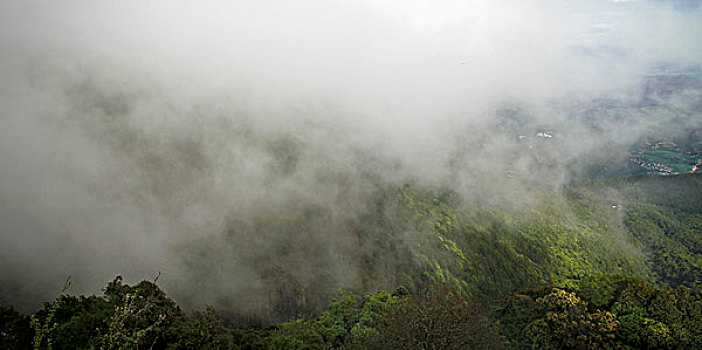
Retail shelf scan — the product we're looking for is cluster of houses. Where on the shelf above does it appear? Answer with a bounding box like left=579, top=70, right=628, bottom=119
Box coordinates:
left=630, top=156, right=675, bottom=175
left=643, top=140, right=679, bottom=150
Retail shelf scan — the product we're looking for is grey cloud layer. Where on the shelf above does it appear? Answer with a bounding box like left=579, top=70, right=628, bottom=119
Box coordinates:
left=1, top=0, right=700, bottom=311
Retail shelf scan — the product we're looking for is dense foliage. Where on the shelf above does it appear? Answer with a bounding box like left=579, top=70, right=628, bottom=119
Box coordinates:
left=2, top=277, right=700, bottom=349
left=496, top=275, right=702, bottom=349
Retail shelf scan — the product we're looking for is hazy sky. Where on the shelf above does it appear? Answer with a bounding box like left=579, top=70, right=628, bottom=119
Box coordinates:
left=1, top=0, right=701, bottom=311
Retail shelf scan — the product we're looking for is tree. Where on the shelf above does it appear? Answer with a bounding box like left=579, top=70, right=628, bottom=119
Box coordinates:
left=525, top=288, right=620, bottom=349
left=0, top=305, right=32, bottom=350
left=370, top=285, right=501, bottom=349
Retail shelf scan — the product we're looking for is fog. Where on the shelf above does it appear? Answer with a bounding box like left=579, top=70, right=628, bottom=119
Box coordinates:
left=1, top=0, right=701, bottom=313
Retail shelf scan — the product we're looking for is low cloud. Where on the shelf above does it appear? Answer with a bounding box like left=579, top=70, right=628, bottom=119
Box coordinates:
left=1, top=0, right=700, bottom=312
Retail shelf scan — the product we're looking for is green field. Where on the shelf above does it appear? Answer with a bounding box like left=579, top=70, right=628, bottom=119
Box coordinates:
left=637, top=148, right=698, bottom=173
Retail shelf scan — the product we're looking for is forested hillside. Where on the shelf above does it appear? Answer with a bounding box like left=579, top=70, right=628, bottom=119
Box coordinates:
left=2, top=174, right=701, bottom=349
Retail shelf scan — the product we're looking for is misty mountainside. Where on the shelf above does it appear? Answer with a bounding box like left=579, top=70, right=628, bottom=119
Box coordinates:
left=2, top=0, right=702, bottom=348
left=3, top=174, right=702, bottom=350
left=2, top=54, right=702, bottom=349
left=236, top=172, right=702, bottom=316
left=2, top=62, right=700, bottom=317
left=11, top=172, right=700, bottom=320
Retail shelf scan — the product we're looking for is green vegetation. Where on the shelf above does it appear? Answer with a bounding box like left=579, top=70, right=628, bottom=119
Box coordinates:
left=2, top=174, right=701, bottom=348
left=355, top=174, right=702, bottom=302
left=3, top=277, right=700, bottom=349
left=496, top=277, right=702, bottom=349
